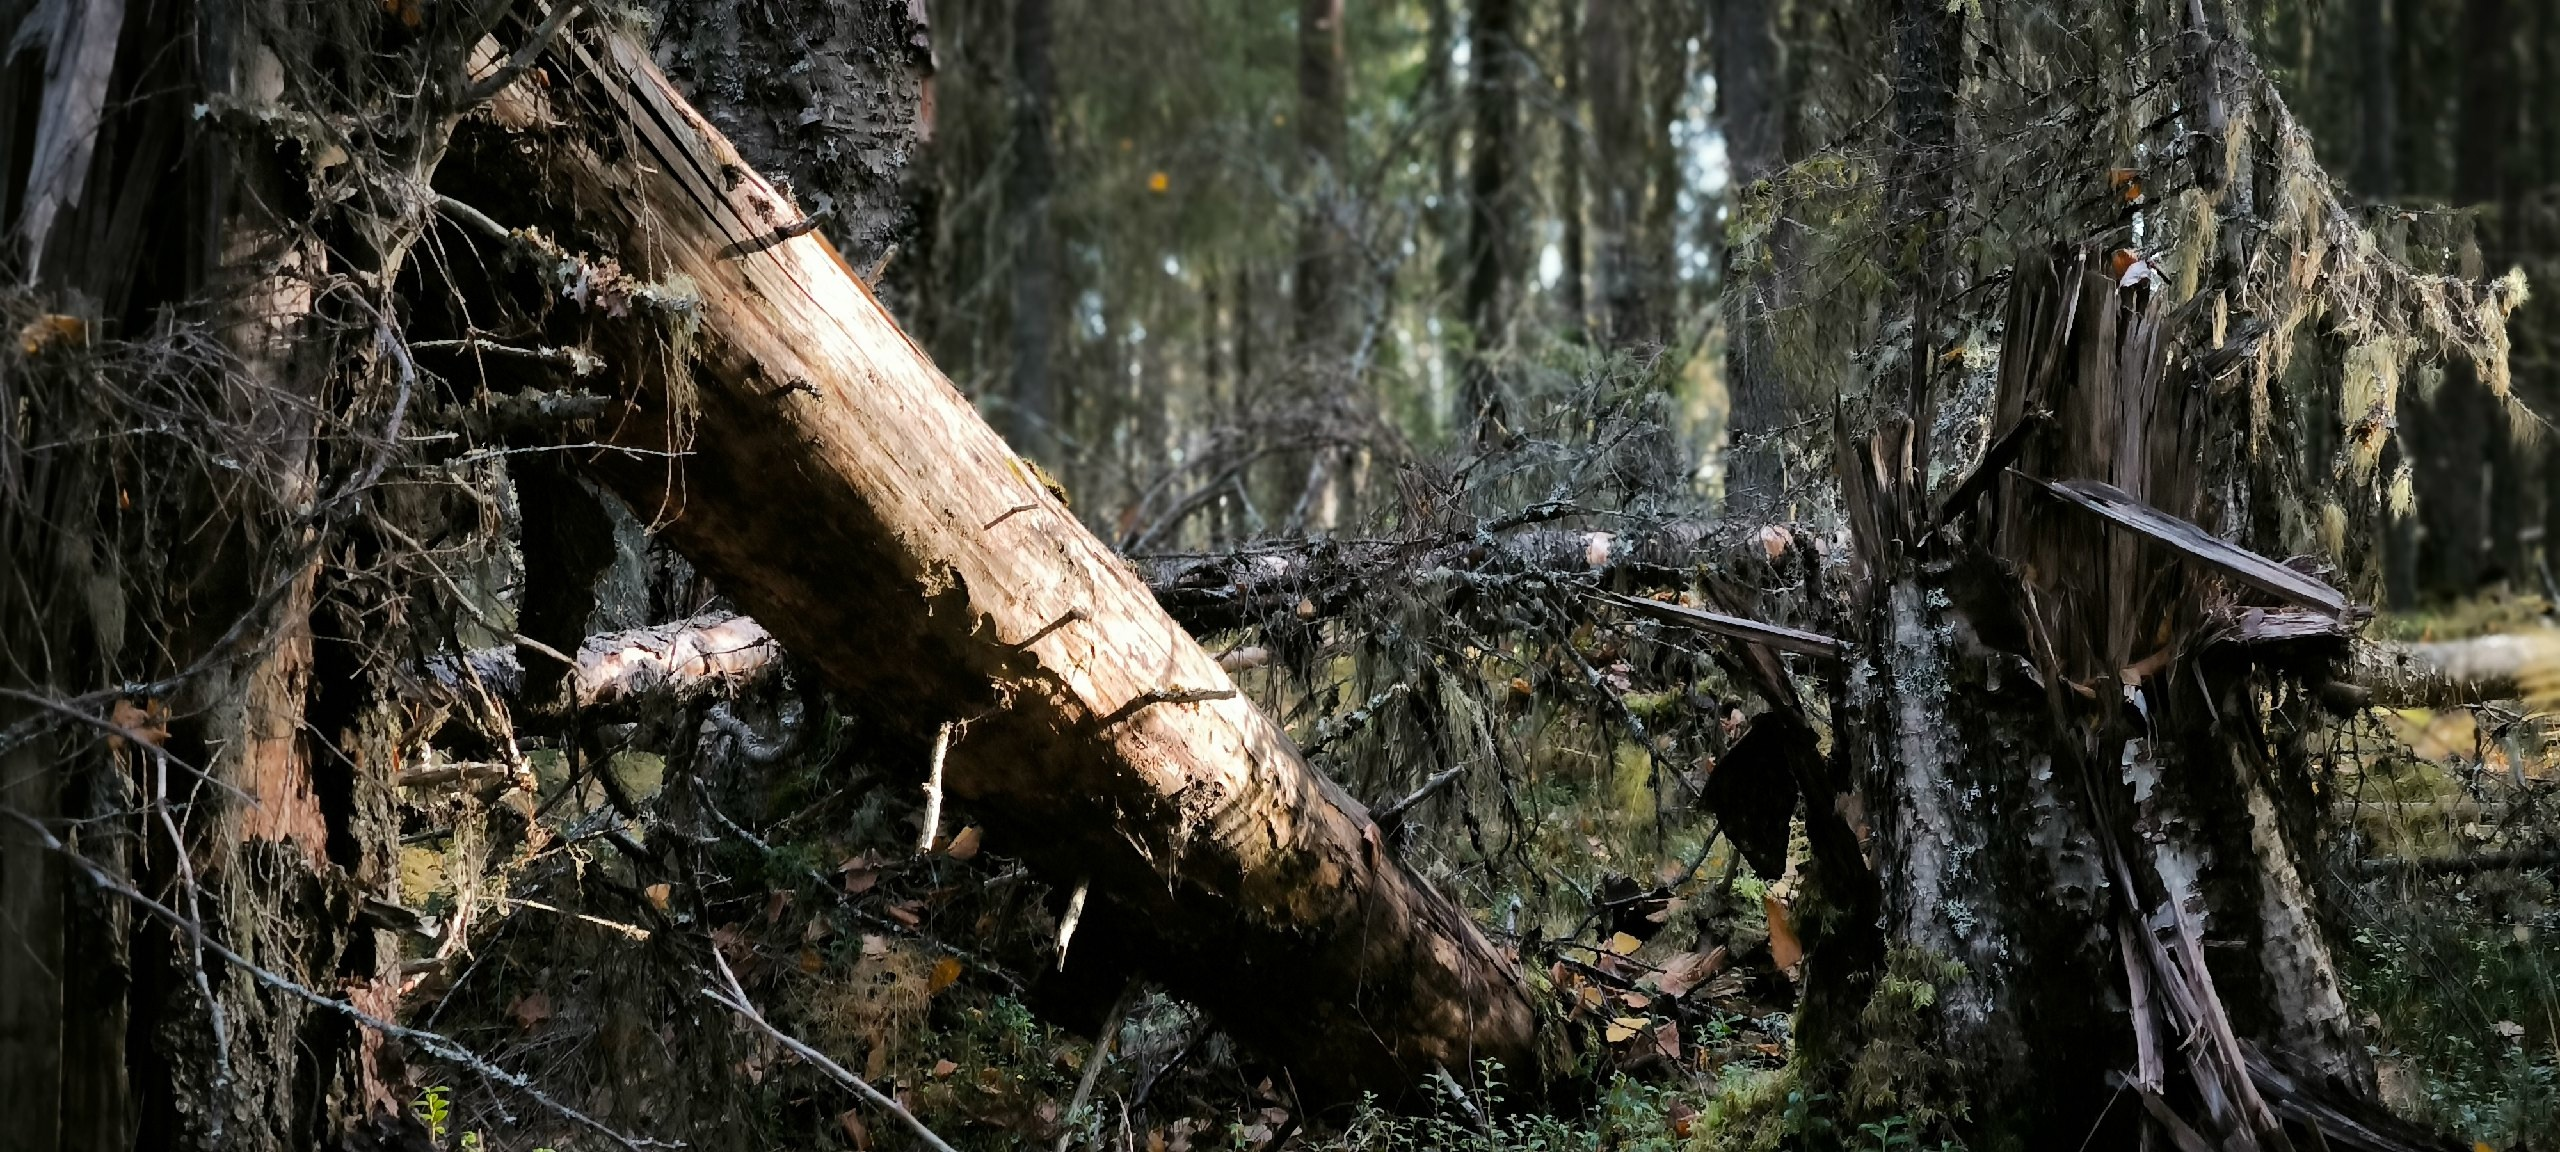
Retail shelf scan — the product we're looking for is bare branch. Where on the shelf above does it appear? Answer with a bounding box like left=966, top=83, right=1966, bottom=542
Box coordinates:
left=463, top=1, right=586, bottom=106
left=0, top=805, right=666, bottom=1152
left=701, top=947, right=961, bottom=1152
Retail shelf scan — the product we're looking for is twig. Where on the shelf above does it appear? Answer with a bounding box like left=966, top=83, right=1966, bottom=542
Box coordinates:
left=149, top=752, right=230, bottom=1142
left=502, top=895, right=651, bottom=940
left=917, top=720, right=952, bottom=853
left=0, top=806, right=666, bottom=1151
left=463, top=0, right=586, bottom=105
left=1431, top=1063, right=1491, bottom=1133
left=1128, top=1016, right=1207, bottom=1109
left=1057, top=980, right=1140, bottom=1152
left=0, top=686, right=257, bottom=805
left=701, top=947, right=960, bottom=1152
left=434, top=194, right=513, bottom=243
left=1093, top=687, right=1238, bottom=728
left=689, top=778, right=1023, bottom=992
left=1055, top=877, right=1090, bottom=970
left=1374, top=765, right=1468, bottom=828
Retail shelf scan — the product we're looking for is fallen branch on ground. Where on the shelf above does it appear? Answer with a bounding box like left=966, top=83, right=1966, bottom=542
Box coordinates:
left=702, top=947, right=961, bottom=1152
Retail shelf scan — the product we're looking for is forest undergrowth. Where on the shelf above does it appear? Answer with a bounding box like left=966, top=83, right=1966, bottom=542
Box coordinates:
left=387, top=344, right=2560, bottom=1152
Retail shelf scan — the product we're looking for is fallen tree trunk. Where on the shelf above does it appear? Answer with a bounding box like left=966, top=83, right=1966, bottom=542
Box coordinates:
left=436, top=23, right=1535, bottom=1101
left=1141, top=521, right=1719, bottom=632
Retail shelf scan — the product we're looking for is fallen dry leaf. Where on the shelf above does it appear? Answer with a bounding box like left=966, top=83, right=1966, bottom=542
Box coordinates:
left=1765, top=894, right=1803, bottom=974
left=1604, top=1015, right=1646, bottom=1043
left=1605, top=931, right=1643, bottom=956
left=644, top=882, right=672, bottom=911
left=929, top=955, right=963, bottom=993
left=1648, top=1020, right=1681, bottom=1062
left=18, top=314, right=84, bottom=357
left=931, top=1058, right=958, bottom=1078
left=837, top=1108, right=871, bottom=1149
left=1648, top=946, right=1729, bottom=999
left=510, top=990, right=552, bottom=1030
left=109, top=698, right=168, bottom=751
left=943, top=825, right=982, bottom=861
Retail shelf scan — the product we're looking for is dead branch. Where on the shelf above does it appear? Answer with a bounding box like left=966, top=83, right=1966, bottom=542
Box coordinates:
left=1056, top=980, right=1140, bottom=1152
left=434, top=613, right=784, bottom=716
left=2351, top=632, right=2556, bottom=707
left=1, top=805, right=665, bottom=1152
left=701, top=946, right=961, bottom=1152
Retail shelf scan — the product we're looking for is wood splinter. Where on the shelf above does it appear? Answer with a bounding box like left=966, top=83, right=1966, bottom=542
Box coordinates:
left=917, top=720, right=953, bottom=854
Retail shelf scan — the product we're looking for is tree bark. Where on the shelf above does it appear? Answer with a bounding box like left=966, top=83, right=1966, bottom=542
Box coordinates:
left=1006, top=0, right=1063, bottom=466
left=1293, top=0, right=1350, bottom=368
left=1713, top=0, right=1788, bottom=511
left=1459, top=0, right=1521, bottom=439
left=1, top=0, right=455, bottom=1146
left=439, top=29, right=1537, bottom=1103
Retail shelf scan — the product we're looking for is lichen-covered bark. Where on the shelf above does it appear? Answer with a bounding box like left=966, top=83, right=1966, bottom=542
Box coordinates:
left=1818, top=238, right=2439, bottom=1148
left=643, top=0, right=932, bottom=273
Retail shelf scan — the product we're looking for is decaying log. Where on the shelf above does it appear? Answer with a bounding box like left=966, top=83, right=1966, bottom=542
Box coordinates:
left=2205, top=610, right=2554, bottom=709
left=437, top=614, right=784, bottom=716
left=441, top=25, right=1535, bottom=1100
left=1142, top=521, right=1718, bottom=633
left=471, top=573, right=2539, bottom=739
left=2350, top=631, right=2556, bottom=707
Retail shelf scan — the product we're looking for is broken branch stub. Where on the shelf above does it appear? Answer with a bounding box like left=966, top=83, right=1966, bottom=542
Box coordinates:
left=443, top=26, right=1536, bottom=1101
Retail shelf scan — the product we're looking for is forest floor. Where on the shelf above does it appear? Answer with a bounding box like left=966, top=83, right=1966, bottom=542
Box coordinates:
left=391, top=589, right=2560, bottom=1152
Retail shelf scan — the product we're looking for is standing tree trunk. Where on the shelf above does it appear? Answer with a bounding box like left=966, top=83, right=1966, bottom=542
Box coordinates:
left=1422, top=0, right=1467, bottom=320
left=1714, top=0, right=1788, bottom=511
left=2353, top=0, right=2396, bottom=202
left=1583, top=0, right=1639, bottom=343
left=1006, top=0, right=1063, bottom=467
left=1290, top=0, right=1352, bottom=531
left=1459, top=0, right=1520, bottom=439
left=2, top=0, right=474, bottom=1147
left=1293, top=0, right=1350, bottom=369
left=437, top=28, right=1538, bottom=1104
left=1556, top=0, right=1587, bottom=340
